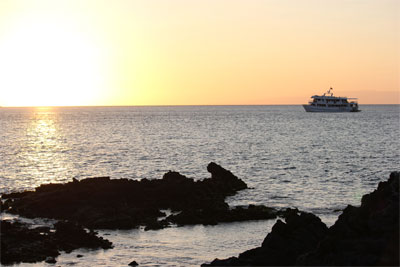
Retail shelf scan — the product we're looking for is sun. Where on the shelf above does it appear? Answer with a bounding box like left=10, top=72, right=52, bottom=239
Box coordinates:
left=0, top=17, right=106, bottom=107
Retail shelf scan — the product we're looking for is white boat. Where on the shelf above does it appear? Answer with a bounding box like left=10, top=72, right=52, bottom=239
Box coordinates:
left=303, top=88, right=360, bottom=112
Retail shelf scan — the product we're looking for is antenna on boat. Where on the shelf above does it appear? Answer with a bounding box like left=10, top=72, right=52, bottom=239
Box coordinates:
left=328, top=87, right=333, bottom=96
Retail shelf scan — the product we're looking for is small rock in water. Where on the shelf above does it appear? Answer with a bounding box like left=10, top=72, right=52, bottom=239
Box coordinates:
left=128, top=260, right=139, bottom=266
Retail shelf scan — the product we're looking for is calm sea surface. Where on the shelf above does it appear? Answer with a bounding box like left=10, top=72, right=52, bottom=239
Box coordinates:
left=1, top=105, right=399, bottom=266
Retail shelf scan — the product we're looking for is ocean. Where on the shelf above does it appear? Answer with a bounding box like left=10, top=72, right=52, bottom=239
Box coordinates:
left=1, top=105, right=399, bottom=266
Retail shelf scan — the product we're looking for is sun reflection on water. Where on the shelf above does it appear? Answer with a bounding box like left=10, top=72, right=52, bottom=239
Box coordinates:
left=21, top=107, right=72, bottom=187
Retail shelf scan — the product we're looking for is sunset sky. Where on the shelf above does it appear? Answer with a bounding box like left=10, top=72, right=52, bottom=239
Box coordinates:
left=0, top=0, right=398, bottom=106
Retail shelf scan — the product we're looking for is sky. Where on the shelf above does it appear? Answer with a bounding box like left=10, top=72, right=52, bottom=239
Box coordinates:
left=0, top=0, right=398, bottom=106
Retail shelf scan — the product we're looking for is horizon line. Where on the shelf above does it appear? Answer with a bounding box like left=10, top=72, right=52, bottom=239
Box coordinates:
left=1, top=103, right=399, bottom=108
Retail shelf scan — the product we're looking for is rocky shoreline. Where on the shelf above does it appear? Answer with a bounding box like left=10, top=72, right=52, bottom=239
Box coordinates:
left=0, top=220, right=112, bottom=265
left=1, top=163, right=280, bottom=265
left=1, top=164, right=398, bottom=266
left=203, top=172, right=399, bottom=266
left=1, top=163, right=278, bottom=231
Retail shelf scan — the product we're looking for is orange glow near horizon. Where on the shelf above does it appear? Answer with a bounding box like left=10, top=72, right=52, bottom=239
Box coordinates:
left=0, top=0, right=398, bottom=107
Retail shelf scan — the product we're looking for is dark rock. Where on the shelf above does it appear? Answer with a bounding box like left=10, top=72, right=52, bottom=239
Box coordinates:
left=54, top=221, right=112, bottom=250
left=77, top=254, right=83, bottom=258
left=202, top=257, right=241, bottom=266
left=203, top=210, right=328, bottom=266
left=166, top=204, right=277, bottom=226
left=0, top=199, right=5, bottom=212
left=203, top=172, right=400, bottom=266
left=45, top=256, right=56, bottom=264
left=259, top=211, right=328, bottom=265
left=298, top=171, right=399, bottom=266
left=0, top=220, right=59, bottom=264
left=232, top=204, right=278, bottom=221
left=276, top=207, right=300, bottom=218
left=163, top=171, right=193, bottom=183
left=1, top=191, right=34, bottom=199
left=128, top=260, right=139, bottom=266
left=207, top=162, right=247, bottom=194
left=3, top=163, right=263, bottom=230
left=0, top=220, right=112, bottom=265
left=2, top=199, right=13, bottom=212
left=144, top=219, right=169, bottom=231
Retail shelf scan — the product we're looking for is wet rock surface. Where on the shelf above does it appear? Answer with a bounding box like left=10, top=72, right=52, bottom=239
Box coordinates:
left=0, top=220, right=112, bottom=265
left=203, top=172, right=399, bottom=266
left=2, top=163, right=277, bottom=230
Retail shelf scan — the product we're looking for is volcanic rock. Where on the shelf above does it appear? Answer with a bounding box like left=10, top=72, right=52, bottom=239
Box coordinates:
left=0, top=220, right=112, bottom=265
left=2, top=163, right=269, bottom=230
left=203, top=210, right=328, bottom=266
left=203, top=172, right=399, bottom=266
left=166, top=204, right=277, bottom=226
left=297, top=171, right=399, bottom=266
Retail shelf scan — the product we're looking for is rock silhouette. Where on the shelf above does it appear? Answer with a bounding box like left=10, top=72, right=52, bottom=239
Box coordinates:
left=203, top=172, right=399, bottom=266
left=2, top=163, right=277, bottom=230
left=203, top=209, right=328, bottom=266
left=0, top=220, right=112, bottom=265
left=298, top=171, right=399, bottom=266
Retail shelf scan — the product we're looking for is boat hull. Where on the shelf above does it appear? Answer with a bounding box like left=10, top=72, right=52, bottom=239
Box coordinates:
left=303, top=105, right=359, bottom=112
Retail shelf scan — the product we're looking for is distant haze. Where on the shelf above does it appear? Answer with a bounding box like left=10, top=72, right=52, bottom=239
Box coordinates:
left=0, top=0, right=398, bottom=106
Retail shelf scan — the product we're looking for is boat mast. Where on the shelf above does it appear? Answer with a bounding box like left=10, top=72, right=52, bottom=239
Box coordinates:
left=327, top=87, right=333, bottom=96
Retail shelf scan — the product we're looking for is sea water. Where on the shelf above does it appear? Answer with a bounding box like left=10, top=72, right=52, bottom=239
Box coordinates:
left=1, top=105, right=399, bottom=266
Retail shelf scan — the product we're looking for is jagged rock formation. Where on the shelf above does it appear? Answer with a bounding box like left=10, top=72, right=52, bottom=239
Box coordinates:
left=203, top=172, right=399, bottom=266
left=0, top=220, right=112, bottom=265
left=203, top=209, right=328, bottom=266
left=1, top=163, right=277, bottom=230
left=298, top=171, right=399, bottom=266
